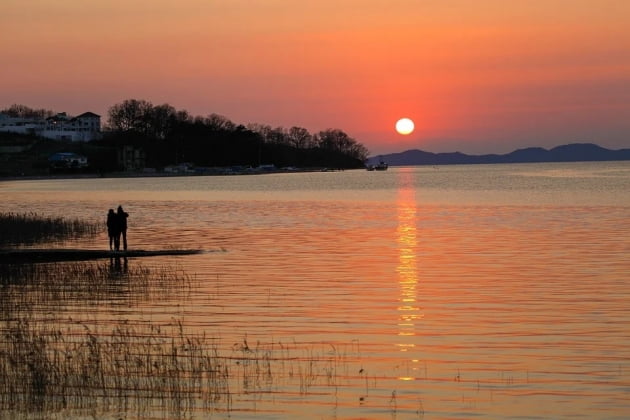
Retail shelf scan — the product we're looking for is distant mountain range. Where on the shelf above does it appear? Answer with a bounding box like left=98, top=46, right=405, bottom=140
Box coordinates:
left=367, top=143, right=630, bottom=166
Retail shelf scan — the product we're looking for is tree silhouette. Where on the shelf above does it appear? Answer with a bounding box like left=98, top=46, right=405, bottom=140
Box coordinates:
left=102, top=99, right=369, bottom=169
left=1, top=104, right=53, bottom=119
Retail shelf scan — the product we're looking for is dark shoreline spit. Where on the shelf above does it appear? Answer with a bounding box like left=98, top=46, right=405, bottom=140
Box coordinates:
left=0, top=248, right=204, bottom=264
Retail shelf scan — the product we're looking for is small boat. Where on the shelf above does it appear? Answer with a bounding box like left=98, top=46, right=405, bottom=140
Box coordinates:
left=366, top=159, right=388, bottom=171
left=374, top=160, right=388, bottom=171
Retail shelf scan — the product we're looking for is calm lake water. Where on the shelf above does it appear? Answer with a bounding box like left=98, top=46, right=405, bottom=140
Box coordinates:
left=1, top=161, right=629, bottom=419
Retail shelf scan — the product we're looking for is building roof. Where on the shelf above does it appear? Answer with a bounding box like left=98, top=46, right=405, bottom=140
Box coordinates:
left=76, top=112, right=100, bottom=118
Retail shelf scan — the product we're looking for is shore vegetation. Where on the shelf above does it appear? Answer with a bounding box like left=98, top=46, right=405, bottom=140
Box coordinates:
left=0, top=212, right=100, bottom=247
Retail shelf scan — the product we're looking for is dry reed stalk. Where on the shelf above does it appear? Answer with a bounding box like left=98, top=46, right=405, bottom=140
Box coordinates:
left=0, top=212, right=100, bottom=246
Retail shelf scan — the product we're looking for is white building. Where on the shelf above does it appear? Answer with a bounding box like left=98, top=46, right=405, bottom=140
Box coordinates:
left=0, top=113, right=44, bottom=135
left=0, top=111, right=101, bottom=141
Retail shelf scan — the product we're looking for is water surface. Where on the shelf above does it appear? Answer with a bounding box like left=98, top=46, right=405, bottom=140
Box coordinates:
left=1, top=161, right=628, bottom=419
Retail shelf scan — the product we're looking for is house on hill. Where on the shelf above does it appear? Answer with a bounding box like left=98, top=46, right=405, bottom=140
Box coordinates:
left=0, top=111, right=101, bottom=141
left=0, top=113, right=44, bottom=136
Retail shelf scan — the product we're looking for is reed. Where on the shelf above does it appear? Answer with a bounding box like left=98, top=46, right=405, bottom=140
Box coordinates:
left=0, top=260, right=210, bottom=417
left=0, top=314, right=364, bottom=418
left=0, top=259, right=371, bottom=418
left=0, top=316, right=231, bottom=417
left=0, top=212, right=100, bottom=246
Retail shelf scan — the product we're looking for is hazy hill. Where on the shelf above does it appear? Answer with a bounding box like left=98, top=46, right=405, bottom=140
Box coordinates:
left=367, top=143, right=630, bottom=166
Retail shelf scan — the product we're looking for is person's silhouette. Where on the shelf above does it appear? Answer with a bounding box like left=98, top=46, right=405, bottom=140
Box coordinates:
left=116, top=205, right=129, bottom=251
left=106, top=209, right=117, bottom=250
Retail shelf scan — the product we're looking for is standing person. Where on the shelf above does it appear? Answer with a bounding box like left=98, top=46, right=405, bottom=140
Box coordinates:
left=116, top=205, right=129, bottom=251
left=106, top=209, right=118, bottom=250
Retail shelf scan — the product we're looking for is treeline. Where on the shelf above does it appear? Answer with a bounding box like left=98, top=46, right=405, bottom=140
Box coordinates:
left=101, top=99, right=369, bottom=169
left=1, top=104, right=54, bottom=119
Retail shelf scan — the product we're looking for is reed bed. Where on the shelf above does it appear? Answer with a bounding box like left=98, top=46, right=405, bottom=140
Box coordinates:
left=0, top=212, right=100, bottom=246
left=0, top=317, right=231, bottom=418
left=0, top=314, right=364, bottom=419
left=0, top=260, right=226, bottom=418
left=0, top=257, right=365, bottom=418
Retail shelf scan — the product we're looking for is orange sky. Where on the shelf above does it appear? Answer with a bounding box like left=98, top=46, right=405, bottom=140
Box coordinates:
left=1, top=0, right=629, bottom=154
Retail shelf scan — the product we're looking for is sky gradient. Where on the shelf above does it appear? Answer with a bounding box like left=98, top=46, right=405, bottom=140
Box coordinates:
left=2, top=0, right=629, bottom=155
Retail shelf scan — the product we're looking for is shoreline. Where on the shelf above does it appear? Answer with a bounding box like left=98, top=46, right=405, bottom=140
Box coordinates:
left=2, top=159, right=628, bottom=183
left=0, top=166, right=345, bottom=182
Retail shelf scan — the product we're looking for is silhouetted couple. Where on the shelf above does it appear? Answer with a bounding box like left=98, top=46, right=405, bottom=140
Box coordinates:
left=107, top=205, right=129, bottom=251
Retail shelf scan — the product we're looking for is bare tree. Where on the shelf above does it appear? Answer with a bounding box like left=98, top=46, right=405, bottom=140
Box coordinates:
left=148, top=103, right=177, bottom=139
left=175, top=110, right=192, bottom=124
left=246, top=124, right=288, bottom=145
left=317, top=128, right=368, bottom=160
left=287, top=126, right=313, bottom=149
left=204, top=113, right=235, bottom=131
left=267, top=126, right=288, bottom=145
left=107, top=99, right=153, bottom=133
left=247, top=123, right=273, bottom=143
left=1, top=104, right=53, bottom=119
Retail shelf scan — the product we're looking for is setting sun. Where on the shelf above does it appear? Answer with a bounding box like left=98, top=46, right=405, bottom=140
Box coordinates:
left=395, top=118, right=415, bottom=135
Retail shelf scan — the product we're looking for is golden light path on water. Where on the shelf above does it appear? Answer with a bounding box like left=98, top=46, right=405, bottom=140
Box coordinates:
left=395, top=169, right=424, bottom=381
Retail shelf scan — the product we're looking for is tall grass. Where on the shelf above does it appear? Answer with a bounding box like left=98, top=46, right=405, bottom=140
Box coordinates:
left=0, top=315, right=363, bottom=419
left=0, top=317, right=231, bottom=417
left=0, top=260, right=227, bottom=417
left=0, top=212, right=100, bottom=247
left=0, top=316, right=363, bottom=418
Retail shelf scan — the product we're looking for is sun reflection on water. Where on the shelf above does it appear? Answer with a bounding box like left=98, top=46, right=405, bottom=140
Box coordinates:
left=395, top=170, right=423, bottom=354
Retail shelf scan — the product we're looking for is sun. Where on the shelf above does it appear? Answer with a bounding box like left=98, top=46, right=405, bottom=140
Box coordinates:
left=395, top=118, right=415, bottom=135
